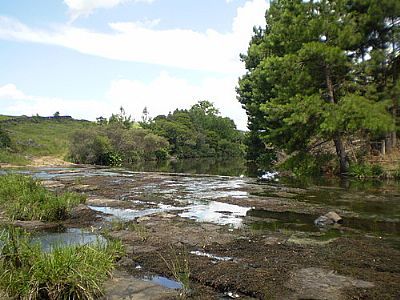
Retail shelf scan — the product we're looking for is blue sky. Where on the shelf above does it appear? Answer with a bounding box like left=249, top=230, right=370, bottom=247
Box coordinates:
left=0, top=0, right=268, bottom=130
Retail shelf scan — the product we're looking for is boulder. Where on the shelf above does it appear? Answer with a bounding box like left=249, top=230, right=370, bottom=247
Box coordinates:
left=314, top=211, right=342, bottom=227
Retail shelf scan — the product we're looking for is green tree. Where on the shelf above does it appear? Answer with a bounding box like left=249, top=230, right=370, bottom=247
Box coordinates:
left=147, top=101, right=245, bottom=159
left=238, top=0, right=396, bottom=174
left=108, top=107, right=133, bottom=129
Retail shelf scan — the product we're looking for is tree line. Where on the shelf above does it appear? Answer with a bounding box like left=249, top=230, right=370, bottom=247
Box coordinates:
left=69, top=101, right=245, bottom=166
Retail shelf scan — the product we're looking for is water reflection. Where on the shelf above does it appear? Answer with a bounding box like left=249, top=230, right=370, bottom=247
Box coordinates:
left=126, top=158, right=253, bottom=177
left=31, top=228, right=106, bottom=252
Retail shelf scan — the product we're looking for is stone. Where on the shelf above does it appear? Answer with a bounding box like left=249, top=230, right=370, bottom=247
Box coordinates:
left=314, top=211, right=342, bottom=227
left=325, top=211, right=343, bottom=224
left=285, top=267, right=374, bottom=300
left=102, top=271, right=178, bottom=300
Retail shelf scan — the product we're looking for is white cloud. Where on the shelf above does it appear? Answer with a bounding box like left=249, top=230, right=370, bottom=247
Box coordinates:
left=64, top=0, right=154, bottom=22
left=0, top=0, right=268, bottom=73
left=106, top=71, right=247, bottom=129
left=0, top=84, right=31, bottom=100
left=0, top=84, right=109, bottom=119
left=0, top=74, right=247, bottom=130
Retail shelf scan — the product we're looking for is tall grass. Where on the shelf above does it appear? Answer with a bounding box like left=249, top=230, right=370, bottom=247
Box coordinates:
left=0, top=227, right=124, bottom=299
left=159, top=245, right=191, bottom=294
left=0, top=174, right=85, bottom=221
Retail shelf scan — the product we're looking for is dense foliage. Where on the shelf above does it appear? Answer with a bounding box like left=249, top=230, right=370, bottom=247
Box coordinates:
left=143, top=101, right=245, bottom=159
left=238, top=0, right=399, bottom=174
left=0, top=227, right=124, bottom=300
left=70, top=125, right=169, bottom=166
left=0, top=174, right=85, bottom=221
left=0, top=127, right=11, bottom=149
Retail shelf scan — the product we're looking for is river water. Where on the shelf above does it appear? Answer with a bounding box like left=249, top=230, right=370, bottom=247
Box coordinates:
left=2, top=158, right=400, bottom=250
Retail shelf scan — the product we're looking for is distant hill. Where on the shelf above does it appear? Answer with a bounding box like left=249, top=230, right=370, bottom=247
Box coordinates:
left=0, top=115, right=94, bottom=165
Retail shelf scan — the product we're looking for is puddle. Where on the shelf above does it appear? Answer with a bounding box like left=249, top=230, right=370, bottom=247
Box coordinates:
left=179, top=201, right=251, bottom=228
left=143, top=275, right=183, bottom=289
left=31, top=228, right=106, bottom=252
left=247, top=209, right=400, bottom=237
left=190, top=250, right=233, bottom=261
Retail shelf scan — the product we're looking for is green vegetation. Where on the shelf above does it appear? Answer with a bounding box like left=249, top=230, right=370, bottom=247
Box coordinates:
left=0, top=127, right=11, bottom=149
left=69, top=125, right=169, bottom=166
left=238, top=0, right=399, bottom=175
left=159, top=245, right=191, bottom=294
left=70, top=102, right=245, bottom=167
left=0, top=227, right=124, bottom=300
left=0, top=116, right=93, bottom=165
left=109, top=219, right=148, bottom=241
left=348, top=163, right=384, bottom=178
left=0, top=174, right=85, bottom=221
left=143, top=101, right=245, bottom=159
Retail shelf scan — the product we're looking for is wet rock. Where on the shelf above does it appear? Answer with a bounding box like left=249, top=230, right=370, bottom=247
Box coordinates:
left=41, top=180, right=65, bottom=189
left=86, top=196, right=129, bottom=208
left=12, top=220, right=60, bottom=231
left=325, top=211, right=343, bottom=223
left=314, top=211, right=342, bottom=227
left=103, top=271, right=178, bottom=300
left=70, top=184, right=97, bottom=192
left=116, top=257, right=135, bottom=268
left=67, top=204, right=101, bottom=226
left=287, top=236, right=338, bottom=246
left=285, top=267, right=374, bottom=300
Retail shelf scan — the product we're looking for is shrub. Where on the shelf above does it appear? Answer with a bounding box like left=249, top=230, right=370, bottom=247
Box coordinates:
left=69, top=129, right=113, bottom=165
left=279, top=152, right=335, bottom=177
left=0, top=174, right=85, bottom=221
left=69, top=126, right=169, bottom=166
left=0, top=127, right=11, bottom=148
left=0, top=227, right=124, bottom=299
left=348, top=163, right=383, bottom=178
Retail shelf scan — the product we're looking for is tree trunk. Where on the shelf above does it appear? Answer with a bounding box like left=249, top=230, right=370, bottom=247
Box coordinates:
left=326, top=65, right=349, bottom=173
left=334, top=135, right=349, bottom=174
left=391, top=17, right=398, bottom=149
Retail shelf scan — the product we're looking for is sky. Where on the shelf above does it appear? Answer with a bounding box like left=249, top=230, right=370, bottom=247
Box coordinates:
left=0, top=0, right=269, bottom=130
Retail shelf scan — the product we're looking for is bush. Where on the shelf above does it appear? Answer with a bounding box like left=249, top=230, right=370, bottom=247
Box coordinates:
left=279, top=152, right=335, bottom=177
left=0, top=227, right=124, bottom=299
left=0, top=174, right=85, bottom=221
left=69, top=126, right=169, bottom=166
left=348, top=163, right=383, bottom=178
left=69, top=129, right=113, bottom=165
left=0, top=127, right=11, bottom=148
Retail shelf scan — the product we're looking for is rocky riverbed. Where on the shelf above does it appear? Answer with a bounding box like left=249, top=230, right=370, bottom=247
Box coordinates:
left=1, top=166, right=400, bottom=299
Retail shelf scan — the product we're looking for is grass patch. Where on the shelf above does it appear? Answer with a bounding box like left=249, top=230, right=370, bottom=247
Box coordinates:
left=0, top=227, right=124, bottom=299
left=0, top=118, right=94, bottom=165
left=109, top=219, right=148, bottom=241
left=348, top=163, right=384, bottom=178
left=0, top=174, right=85, bottom=221
left=0, top=150, right=29, bottom=166
left=159, top=245, right=191, bottom=294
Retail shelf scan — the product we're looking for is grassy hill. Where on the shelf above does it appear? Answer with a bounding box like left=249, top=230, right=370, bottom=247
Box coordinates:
left=0, top=115, right=94, bottom=165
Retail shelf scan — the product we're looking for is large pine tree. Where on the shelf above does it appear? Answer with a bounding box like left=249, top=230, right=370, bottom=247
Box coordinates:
left=238, top=0, right=399, bottom=174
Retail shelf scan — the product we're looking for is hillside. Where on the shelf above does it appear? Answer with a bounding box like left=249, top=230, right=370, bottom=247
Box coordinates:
left=0, top=115, right=93, bottom=166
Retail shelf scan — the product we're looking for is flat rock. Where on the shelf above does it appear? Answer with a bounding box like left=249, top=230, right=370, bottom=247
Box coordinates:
left=41, top=180, right=65, bottom=189
left=102, top=271, right=178, bottom=300
left=285, top=267, right=374, bottom=300
left=87, top=197, right=129, bottom=208
left=12, top=220, right=60, bottom=231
